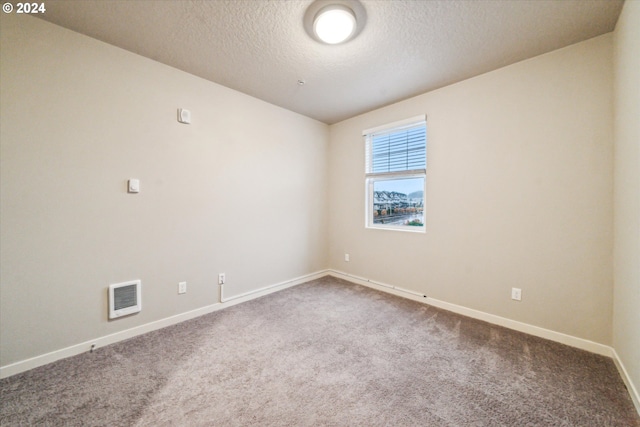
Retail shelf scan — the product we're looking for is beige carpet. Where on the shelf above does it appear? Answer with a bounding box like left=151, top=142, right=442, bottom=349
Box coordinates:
left=1, top=276, right=638, bottom=426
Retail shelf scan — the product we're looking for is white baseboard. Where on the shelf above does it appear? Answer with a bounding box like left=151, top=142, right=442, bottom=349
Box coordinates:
left=4, top=267, right=638, bottom=418
left=328, top=269, right=640, bottom=416
left=0, top=269, right=329, bottom=379
left=327, top=270, right=613, bottom=357
left=612, top=348, right=640, bottom=415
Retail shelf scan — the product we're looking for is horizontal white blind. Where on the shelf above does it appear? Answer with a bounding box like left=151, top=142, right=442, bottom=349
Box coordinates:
left=366, top=121, right=426, bottom=174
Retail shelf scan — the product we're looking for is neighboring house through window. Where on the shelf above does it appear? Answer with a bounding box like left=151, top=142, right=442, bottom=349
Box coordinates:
left=364, top=115, right=427, bottom=231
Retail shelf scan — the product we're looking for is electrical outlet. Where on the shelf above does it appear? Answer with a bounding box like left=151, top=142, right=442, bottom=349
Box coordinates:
left=178, top=281, right=187, bottom=294
left=511, top=287, right=522, bottom=301
left=345, top=253, right=350, bottom=262
left=218, top=273, right=226, bottom=285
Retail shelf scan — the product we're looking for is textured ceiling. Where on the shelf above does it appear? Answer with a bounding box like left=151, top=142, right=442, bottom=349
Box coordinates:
left=37, top=0, right=624, bottom=124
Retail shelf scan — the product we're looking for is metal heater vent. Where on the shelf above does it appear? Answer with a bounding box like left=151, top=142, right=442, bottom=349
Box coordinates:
left=109, top=280, right=141, bottom=319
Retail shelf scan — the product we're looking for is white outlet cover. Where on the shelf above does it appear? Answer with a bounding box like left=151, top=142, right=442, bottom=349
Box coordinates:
left=511, top=288, right=522, bottom=301
left=178, top=281, right=187, bottom=294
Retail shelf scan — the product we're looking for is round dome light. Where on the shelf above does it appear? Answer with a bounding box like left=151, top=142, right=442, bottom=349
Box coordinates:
left=313, top=5, right=356, bottom=44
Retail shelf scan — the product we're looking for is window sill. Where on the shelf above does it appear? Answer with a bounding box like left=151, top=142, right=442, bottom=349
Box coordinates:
left=365, top=224, right=426, bottom=233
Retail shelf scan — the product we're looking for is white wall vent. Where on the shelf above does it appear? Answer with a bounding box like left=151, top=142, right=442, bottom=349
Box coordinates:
left=109, top=280, right=141, bottom=319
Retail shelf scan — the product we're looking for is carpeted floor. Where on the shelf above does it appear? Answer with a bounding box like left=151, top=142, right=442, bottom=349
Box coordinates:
left=1, top=276, right=638, bottom=426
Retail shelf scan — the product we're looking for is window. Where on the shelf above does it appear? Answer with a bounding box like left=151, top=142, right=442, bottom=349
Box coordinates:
left=364, top=115, right=426, bottom=231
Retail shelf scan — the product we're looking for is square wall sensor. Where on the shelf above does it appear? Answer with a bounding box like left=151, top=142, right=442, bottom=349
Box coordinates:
left=177, top=108, right=191, bottom=124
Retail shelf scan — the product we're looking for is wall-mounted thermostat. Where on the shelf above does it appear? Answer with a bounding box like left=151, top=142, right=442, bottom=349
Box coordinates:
left=177, top=108, right=191, bottom=124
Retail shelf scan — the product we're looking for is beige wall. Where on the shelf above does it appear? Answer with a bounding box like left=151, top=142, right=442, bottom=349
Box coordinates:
left=328, top=35, right=614, bottom=344
left=613, top=0, right=640, bottom=398
left=0, top=14, right=329, bottom=366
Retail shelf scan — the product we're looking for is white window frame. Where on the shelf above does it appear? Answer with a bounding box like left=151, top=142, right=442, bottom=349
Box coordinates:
left=364, top=115, right=427, bottom=232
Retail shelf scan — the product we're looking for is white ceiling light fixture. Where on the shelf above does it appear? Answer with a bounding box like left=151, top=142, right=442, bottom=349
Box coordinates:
left=314, top=5, right=356, bottom=44
left=304, top=0, right=366, bottom=45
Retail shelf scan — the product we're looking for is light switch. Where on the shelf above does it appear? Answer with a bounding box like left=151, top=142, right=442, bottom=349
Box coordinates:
left=128, top=179, right=140, bottom=193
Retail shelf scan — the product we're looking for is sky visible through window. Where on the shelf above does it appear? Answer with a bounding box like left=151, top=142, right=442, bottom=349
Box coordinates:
left=373, top=177, right=423, bottom=195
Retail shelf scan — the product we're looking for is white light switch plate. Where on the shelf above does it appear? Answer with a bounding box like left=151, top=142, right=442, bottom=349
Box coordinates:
left=128, top=179, right=140, bottom=193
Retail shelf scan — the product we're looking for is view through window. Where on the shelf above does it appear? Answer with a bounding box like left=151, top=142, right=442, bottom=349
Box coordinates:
left=365, top=116, right=426, bottom=231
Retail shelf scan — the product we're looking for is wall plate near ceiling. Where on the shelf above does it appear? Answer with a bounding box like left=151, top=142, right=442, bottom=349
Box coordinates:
left=303, top=0, right=367, bottom=45
left=177, top=108, right=191, bottom=124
